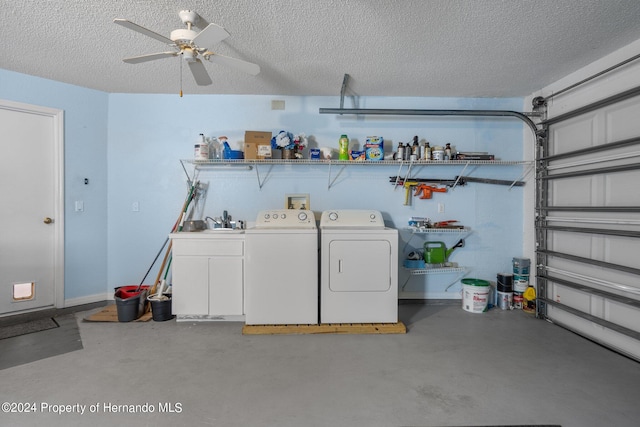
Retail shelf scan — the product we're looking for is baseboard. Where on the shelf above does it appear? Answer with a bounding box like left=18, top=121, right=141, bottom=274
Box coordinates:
left=398, top=291, right=462, bottom=300
left=64, top=293, right=111, bottom=307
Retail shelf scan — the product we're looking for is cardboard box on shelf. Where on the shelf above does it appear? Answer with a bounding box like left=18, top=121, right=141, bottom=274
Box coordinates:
left=364, top=136, right=384, bottom=161
left=244, top=131, right=272, bottom=159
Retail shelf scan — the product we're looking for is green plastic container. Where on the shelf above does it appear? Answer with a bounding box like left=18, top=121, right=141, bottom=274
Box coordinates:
left=461, top=278, right=491, bottom=287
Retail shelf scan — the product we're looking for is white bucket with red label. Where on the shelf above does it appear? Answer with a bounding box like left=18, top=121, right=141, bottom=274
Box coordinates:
left=461, top=278, right=490, bottom=313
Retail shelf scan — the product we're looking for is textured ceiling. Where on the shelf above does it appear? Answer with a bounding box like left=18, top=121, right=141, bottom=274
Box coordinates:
left=3, top=0, right=640, bottom=97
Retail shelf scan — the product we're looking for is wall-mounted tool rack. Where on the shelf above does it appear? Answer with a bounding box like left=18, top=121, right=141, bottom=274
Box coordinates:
left=181, top=159, right=532, bottom=190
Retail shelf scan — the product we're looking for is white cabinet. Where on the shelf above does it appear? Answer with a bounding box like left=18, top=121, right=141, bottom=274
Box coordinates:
left=170, top=232, right=245, bottom=321
left=209, top=257, right=243, bottom=315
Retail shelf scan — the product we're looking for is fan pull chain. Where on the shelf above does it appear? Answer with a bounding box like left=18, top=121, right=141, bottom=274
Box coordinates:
left=179, top=56, right=183, bottom=97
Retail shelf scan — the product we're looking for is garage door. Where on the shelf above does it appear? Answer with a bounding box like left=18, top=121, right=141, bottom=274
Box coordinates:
left=536, top=85, right=640, bottom=361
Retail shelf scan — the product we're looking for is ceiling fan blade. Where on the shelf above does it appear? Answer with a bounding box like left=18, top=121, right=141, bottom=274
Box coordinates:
left=123, top=52, right=178, bottom=64
left=205, top=52, right=260, bottom=75
left=114, top=18, right=173, bottom=44
left=188, top=59, right=213, bottom=86
left=192, top=23, right=230, bottom=49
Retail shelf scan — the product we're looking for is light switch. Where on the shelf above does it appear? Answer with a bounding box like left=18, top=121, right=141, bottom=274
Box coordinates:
left=75, top=201, right=84, bottom=212
left=132, top=201, right=140, bottom=212
left=438, top=203, right=445, bottom=213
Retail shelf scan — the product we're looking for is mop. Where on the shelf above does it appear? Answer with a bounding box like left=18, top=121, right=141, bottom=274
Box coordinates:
left=146, top=180, right=200, bottom=298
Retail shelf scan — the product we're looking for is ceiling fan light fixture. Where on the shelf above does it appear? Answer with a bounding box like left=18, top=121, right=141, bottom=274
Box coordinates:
left=182, top=48, right=196, bottom=62
left=114, top=10, right=260, bottom=87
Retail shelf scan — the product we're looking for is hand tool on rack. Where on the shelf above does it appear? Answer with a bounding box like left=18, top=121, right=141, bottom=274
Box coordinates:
left=403, top=181, right=419, bottom=205
left=433, top=220, right=464, bottom=229
left=390, top=176, right=525, bottom=187
left=414, top=184, right=447, bottom=199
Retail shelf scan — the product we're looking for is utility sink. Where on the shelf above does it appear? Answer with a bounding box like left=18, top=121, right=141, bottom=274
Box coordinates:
left=203, top=228, right=244, bottom=234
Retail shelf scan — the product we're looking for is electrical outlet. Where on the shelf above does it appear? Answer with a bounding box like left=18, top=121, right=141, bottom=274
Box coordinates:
left=132, top=201, right=139, bottom=212
left=438, top=203, right=445, bottom=213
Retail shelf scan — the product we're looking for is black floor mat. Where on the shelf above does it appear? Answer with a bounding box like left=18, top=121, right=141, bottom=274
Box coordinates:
left=0, top=317, right=59, bottom=340
left=0, top=314, right=83, bottom=370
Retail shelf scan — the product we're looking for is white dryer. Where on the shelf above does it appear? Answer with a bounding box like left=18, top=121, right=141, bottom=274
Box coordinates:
left=320, top=210, right=398, bottom=324
left=244, top=209, right=318, bottom=325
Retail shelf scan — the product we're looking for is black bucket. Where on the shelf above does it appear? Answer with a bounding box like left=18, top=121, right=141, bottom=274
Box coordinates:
left=148, top=296, right=173, bottom=322
left=496, top=273, right=513, bottom=292
left=114, top=286, right=149, bottom=322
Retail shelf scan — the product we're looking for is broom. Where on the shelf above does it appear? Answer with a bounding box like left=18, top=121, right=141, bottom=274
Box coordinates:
left=146, top=180, right=199, bottom=296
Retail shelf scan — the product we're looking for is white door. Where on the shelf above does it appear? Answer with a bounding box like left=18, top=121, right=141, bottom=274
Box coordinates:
left=0, top=100, right=64, bottom=316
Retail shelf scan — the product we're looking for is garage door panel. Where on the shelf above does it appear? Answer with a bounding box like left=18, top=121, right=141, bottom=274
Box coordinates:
left=591, top=267, right=640, bottom=299
left=551, top=177, right=593, bottom=204
left=605, top=300, right=640, bottom=332
left=539, top=85, right=640, bottom=361
left=549, top=231, right=593, bottom=255
left=551, top=115, right=597, bottom=155
left=605, top=98, right=640, bottom=141
left=549, top=261, right=638, bottom=294
left=605, top=235, right=640, bottom=266
left=605, top=172, right=640, bottom=205
left=550, top=283, right=592, bottom=312
left=547, top=305, right=640, bottom=361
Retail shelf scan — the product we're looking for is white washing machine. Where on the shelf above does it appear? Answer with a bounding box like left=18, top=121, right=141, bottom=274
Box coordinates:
left=244, top=209, right=318, bottom=325
left=320, top=210, right=398, bottom=324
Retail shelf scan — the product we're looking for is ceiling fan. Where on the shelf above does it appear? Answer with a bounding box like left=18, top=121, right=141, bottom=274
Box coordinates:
left=114, top=10, right=260, bottom=87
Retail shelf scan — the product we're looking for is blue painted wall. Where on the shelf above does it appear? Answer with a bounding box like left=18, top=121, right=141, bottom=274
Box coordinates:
left=108, top=94, right=525, bottom=298
left=0, top=69, right=109, bottom=301
left=2, top=68, right=525, bottom=301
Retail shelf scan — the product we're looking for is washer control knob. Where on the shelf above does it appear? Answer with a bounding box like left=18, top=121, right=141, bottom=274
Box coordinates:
left=281, top=213, right=287, bottom=219
left=298, top=212, right=307, bottom=221
left=328, top=212, right=338, bottom=221
left=264, top=213, right=270, bottom=219
left=273, top=213, right=279, bottom=219
left=370, top=213, right=377, bottom=220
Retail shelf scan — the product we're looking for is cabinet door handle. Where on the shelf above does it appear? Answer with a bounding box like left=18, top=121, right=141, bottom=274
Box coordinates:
left=338, top=259, right=342, bottom=273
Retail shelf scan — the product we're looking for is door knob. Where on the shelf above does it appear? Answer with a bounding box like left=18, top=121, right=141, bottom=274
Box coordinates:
left=43, top=217, right=53, bottom=224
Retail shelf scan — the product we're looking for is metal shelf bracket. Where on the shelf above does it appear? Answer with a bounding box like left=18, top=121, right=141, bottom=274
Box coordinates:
left=254, top=163, right=273, bottom=189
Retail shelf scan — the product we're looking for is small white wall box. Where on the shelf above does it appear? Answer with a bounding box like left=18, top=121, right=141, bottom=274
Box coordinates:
left=285, top=194, right=310, bottom=210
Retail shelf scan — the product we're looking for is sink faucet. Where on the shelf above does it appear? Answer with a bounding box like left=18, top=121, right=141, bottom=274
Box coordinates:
left=223, top=210, right=229, bottom=228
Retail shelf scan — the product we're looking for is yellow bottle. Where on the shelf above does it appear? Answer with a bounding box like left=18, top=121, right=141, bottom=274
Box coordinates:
left=339, top=134, right=349, bottom=160
left=523, top=285, right=536, bottom=313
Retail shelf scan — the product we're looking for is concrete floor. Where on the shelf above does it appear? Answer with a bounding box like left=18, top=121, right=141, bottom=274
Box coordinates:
left=1, top=301, right=639, bottom=427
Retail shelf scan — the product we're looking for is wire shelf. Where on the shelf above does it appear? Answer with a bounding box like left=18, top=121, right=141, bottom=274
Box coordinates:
left=183, top=159, right=530, bottom=166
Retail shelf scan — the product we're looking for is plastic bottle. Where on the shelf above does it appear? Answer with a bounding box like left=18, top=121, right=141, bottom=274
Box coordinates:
left=195, top=133, right=209, bottom=160
left=432, top=145, right=444, bottom=161
left=523, top=285, right=536, bottom=313
left=445, top=143, right=452, bottom=160
left=208, top=136, right=220, bottom=159
left=339, top=134, right=349, bottom=160
left=397, top=142, right=405, bottom=161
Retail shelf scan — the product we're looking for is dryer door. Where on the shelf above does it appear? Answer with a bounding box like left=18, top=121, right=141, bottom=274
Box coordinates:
left=329, top=240, right=391, bottom=292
